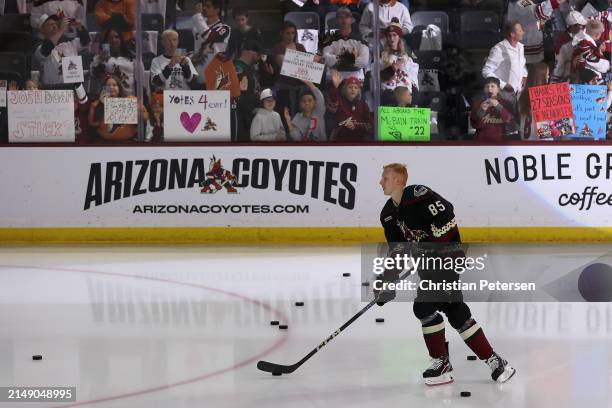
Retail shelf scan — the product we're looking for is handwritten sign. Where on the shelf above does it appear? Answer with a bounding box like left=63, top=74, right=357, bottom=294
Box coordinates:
left=163, top=90, right=230, bottom=141
left=569, top=84, right=607, bottom=140
left=280, top=48, right=325, bottom=84
left=62, top=55, right=84, bottom=84
left=528, top=82, right=575, bottom=139
left=104, top=97, right=138, bottom=124
left=378, top=107, right=431, bottom=141
left=7, top=90, right=75, bottom=143
left=0, top=80, right=6, bottom=108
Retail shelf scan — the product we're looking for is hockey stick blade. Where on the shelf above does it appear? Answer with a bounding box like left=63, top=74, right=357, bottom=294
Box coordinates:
left=257, top=360, right=296, bottom=374
left=257, top=267, right=414, bottom=375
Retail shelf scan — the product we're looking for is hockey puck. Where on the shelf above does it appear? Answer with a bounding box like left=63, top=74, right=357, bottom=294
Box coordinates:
left=375, top=318, right=385, bottom=323
left=295, top=302, right=304, bottom=306
left=272, top=372, right=282, bottom=376
left=270, top=320, right=279, bottom=325
left=32, top=355, right=42, bottom=361
left=279, top=325, right=288, bottom=330
left=460, top=391, right=471, bottom=397
left=361, top=281, right=370, bottom=287
left=467, top=355, right=477, bottom=361
left=343, top=273, right=351, bottom=277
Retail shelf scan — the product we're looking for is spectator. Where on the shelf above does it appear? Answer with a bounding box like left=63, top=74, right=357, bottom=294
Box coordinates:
left=90, top=28, right=136, bottom=95
left=283, top=80, right=327, bottom=141
left=380, top=21, right=419, bottom=105
left=88, top=75, right=148, bottom=141
left=393, top=86, right=414, bottom=107
left=326, top=70, right=373, bottom=141
left=273, top=21, right=307, bottom=69
left=470, top=77, right=514, bottom=142
left=34, top=13, right=90, bottom=88
left=321, top=7, right=370, bottom=83
left=482, top=21, right=527, bottom=98
left=359, top=0, right=412, bottom=41
left=551, top=11, right=588, bottom=83
left=149, top=91, right=164, bottom=142
left=571, top=19, right=610, bottom=77
left=590, top=0, right=612, bottom=44
left=24, top=79, right=40, bottom=90
left=234, top=41, right=272, bottom=141
left=151, top=30, right=198, bottom=90
left=226, top=7, right=263, bottom=59
left=250, top=88, right=286, bottom=142
left=272, top=21, right=309, bottom=129
left=31, top=0, right=85, bottom=39
left=192, top=0, right=231, bottom=76
left=506, top=0, right=566, bottom=64
left=517, top=63, right=550, bottom=140
left=94, top=0, right=136, bottom=43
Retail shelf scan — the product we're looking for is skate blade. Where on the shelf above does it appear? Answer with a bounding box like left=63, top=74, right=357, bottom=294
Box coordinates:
left=424, top=372, right=454, bottom=386
left=496, top=366, right=516, bottom=383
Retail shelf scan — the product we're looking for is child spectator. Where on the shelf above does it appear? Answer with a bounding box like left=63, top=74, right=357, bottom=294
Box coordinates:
left=470, top=77, right=514, bottom=142
left=88, top=75, right=148, bottom=141
left=24, top=79, right=40, bottom=90
left=227, top=7, right=263, bottom=59
left=250, top=88, right=286, bottom=142
left=393, top=86, right=414, bottom=107
left=327, top=70, right=373, bottom=141
left=283, top=80, right=327, bottom=141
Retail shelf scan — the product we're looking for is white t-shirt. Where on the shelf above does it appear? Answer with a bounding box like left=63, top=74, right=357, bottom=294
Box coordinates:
left=150, top=54, right=197, bottom=90
left=91, top=54, right=135, bottom=95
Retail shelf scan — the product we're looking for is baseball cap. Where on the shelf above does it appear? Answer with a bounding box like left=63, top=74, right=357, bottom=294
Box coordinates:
left=260, top=88, right=274, bottom=100
left=566, top=11, right=587, bottom=27
left=36, top=13, right=61, bottom=29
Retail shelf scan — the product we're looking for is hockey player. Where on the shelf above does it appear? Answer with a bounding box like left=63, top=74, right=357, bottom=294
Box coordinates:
left=376, top=163, right=516, bottom=386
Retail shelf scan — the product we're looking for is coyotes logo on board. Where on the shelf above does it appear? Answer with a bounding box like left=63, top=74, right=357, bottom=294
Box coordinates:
left=200, top=156, right=238, bottom=194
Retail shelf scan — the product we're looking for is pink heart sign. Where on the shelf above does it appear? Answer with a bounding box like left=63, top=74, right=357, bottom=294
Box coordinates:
left=180, top=112, right=201, bottom=133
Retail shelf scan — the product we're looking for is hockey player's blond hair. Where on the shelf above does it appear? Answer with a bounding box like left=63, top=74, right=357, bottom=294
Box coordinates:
left=383, top=163, right=408, bottom=185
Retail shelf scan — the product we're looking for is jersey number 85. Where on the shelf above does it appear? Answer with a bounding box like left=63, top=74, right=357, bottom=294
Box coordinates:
left=428, top=200, right=446, bottom=216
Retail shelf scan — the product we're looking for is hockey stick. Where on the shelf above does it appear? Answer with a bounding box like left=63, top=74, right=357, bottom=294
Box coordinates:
left=257, top=267, right=414, bottom=374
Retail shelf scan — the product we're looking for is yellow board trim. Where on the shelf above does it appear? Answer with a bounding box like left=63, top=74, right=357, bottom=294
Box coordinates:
left=0, top=227, right=612, bottom=244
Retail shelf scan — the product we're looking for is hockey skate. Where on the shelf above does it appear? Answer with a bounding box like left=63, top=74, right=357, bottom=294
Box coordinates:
left=423, top=354, right=454, bottom=386
left=486, top=352, right=516, bottom=383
